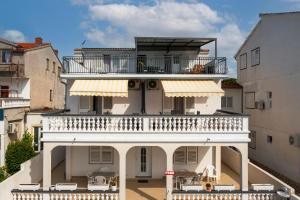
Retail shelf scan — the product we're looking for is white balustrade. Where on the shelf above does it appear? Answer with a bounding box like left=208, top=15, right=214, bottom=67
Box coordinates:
left=172, top=192, right=275, bottom=200
left=43, top=115, right=248, bottom=133
left=0, top=98, right=30, bottom=108
left=12, top=191, right=119, bottom=200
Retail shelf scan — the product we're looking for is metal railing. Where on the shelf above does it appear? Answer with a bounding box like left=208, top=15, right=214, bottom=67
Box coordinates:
left=63, top=56, right=227, bottom=75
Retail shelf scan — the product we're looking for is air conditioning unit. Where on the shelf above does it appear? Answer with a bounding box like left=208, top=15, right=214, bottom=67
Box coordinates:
left=8, top=123, right=18, bottom=134
left=147, top=80, right=159, bottom=90
left=128, top=80, right=140, bottom=90
left=289, top=134, right=300, bottom=147
left=255, top=100, right=265, bottom=110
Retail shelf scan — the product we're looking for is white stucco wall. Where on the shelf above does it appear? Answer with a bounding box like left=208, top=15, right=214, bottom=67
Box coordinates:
left=236, top=13, right=300, bottom=184
left=222, top=88, right=242, bottom=113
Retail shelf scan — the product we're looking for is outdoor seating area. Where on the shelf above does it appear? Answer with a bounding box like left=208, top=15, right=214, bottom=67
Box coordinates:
left=173, top=165, right=235, bottom=192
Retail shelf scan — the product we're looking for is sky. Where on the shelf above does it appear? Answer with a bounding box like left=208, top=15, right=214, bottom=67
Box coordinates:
left=0, top=0, right=299, bottom=77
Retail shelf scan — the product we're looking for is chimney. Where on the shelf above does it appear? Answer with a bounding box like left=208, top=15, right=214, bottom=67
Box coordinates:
left=35, top=37, right=43, bottom=45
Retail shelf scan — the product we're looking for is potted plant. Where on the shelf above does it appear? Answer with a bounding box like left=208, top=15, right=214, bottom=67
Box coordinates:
left=206, top=183, right=212, bottom=192
left=110, top=177, right=118, bottom=191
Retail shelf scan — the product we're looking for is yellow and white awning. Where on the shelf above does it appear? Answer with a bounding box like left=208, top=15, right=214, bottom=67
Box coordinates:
left=161, top=80, right=224, bottom=97
left=70, top=80, right=128, bottom=97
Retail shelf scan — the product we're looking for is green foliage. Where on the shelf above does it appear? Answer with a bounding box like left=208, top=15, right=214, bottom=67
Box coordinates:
left=222, top=78, right=238, bottom=84
left=5, top=132, right=36, bottom=174
left=0, top=166, right=7, bottom=182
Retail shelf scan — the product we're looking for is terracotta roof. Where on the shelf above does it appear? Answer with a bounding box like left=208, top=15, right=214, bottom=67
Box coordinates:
left=17, top=43, right=49, bottom=50
left=221, top=81, right=242, bottom=89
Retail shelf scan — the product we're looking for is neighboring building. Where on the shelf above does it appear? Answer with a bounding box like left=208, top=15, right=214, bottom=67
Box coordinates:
left=221, top=79, right=243, bottom=113
left=0, top=37, right=65, bottom=166
left=235, top=12, right=300, bottom=186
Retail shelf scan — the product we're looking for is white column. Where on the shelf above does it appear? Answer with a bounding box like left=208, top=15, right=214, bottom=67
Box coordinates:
left=43, top=144, right=52, bottom=190
left=215, top=146, right=221, bottom=181
left=0, top=119, right=4, bottom=166
left=119, top=150, right=127, bottom=200
left=240, top=146, right=248, bottom=191
left=65, top=146, right=71, bottom=181
left=166, top=149, right=174, bottom=200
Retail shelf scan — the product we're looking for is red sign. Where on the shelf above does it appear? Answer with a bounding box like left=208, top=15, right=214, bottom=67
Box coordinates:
left=164, top=170, right=175, bottom=176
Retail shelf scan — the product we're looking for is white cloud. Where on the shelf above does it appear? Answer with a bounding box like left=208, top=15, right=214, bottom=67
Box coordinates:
left=80, top=1, right=246, bottom=76
left=1, top=30, right=26, bottom=42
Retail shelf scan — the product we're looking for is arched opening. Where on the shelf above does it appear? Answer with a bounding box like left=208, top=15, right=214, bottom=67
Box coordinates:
left=48, top=145, right=120, bottom=189
left=126, top=146, right=167, bottom=200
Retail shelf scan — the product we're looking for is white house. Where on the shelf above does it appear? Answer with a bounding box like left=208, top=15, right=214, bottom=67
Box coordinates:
left=221, top=79, right=243, bottom=113
left=235, top=12, right=300, bottom=188
left=12, top=36, right=287, bottom=200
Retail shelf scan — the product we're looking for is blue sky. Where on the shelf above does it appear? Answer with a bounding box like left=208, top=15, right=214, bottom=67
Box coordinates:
left=0, top=0, right=299, bottom=76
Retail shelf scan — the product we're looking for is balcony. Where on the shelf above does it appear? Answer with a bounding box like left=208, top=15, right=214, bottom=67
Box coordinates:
left=0, top=63, right=25, bottom=77
left=0, top=98, right=30, bottom=109
left=62, top=56, right=227, bottom=75
left=42, top=112, right=249, bottom=143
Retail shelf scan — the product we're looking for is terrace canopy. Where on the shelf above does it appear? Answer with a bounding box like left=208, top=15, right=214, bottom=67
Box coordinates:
left=161, top=80, right=224, bottom=97
left=135, top=37, right=216, bottom=51
left=70, top=80, right=128, bottom=97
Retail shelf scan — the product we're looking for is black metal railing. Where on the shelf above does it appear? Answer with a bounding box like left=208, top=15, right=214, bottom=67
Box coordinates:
left=63, top=56, right=227, bottom=75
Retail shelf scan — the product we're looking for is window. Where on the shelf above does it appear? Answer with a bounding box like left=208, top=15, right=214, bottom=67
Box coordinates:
left=1, top=50, right=11, bottom=64
left=52, top=61, right=56, bottom=73
left=249, top=130, right=256, bottom=149
left=251, top=47, right=260, bottom=66
left=174, top=147, right=198, bottom=164
left=57, top=67, right=61, bottom=78
left=89, top=146, right=113, bottom=164
left=33, top=127, right=43, bottom=152
left=221, top=96, right=233, bottom=108
left=49, top=90, right=53, bottom=102
left=46, top=58, right=50, bottom=70
left=173, top=56, right=180, bottom=64
left=239, top=53, right=247, bottom=70
left=266, top=91, right=272, bottom=109
left=245, top=92, right=255, bottom=109
left=267, top=135, right=273, bottom=143
left=103, top=97, right=113, bottom=109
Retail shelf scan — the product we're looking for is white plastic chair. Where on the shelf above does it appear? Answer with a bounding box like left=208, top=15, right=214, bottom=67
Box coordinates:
left=94, top=176, right=107, bottom=185
left=203, top=165, right=217, bottom=182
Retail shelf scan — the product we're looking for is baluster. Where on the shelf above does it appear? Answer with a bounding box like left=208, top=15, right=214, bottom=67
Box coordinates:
left=101, top=193, right=105, bottom=200
left=106, top=193, right=109, bottom=200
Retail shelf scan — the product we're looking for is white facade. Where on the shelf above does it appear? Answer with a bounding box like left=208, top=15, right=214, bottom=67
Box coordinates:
left=235, top=12, right=300, bottom=185
left=38, top=37, right=251, bottom=200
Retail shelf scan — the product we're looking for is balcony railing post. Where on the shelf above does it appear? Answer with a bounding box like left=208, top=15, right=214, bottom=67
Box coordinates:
left=143, top=117, right=149, bottom=132
left=242, top=116, right=249, bottom=132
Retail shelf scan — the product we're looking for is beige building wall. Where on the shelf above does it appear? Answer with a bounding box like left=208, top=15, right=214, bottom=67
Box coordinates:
left=236, top=12, right=300, bottom=184
left=24, top=46, right=65, bottom=110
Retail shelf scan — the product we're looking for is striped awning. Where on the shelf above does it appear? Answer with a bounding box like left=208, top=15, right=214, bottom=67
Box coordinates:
left=161, top=80, right=224, bottom=97
left=70, top=80, right=128, bottom=97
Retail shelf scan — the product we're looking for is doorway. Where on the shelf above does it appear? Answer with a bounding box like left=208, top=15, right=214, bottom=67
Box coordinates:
left=136, top=147, right=152, bottom=177
left=173, top=97, right=184, bottom=114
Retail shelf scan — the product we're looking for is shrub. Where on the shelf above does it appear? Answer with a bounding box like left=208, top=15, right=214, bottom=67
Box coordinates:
left=5, top=132, right=35, bottom=174
left=0, top=167, right=7, bottom=182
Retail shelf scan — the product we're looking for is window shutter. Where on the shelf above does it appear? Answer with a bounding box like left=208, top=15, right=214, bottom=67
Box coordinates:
left=227, top=97, right=233, bottom=108
left=103, top=97, right=113, bottom=109
left=174, top=147, right=186, bottom=164
left=101, top=146, right=113, bottom=163
left=90, top=146, right=101, bottom=163
left=221, top=96, right=226, bottom=108
left=186, top=97, right=195, bottom=109
left=187, top=147, right=197, bottom=164
left=164, top=97, right=172, bottom=110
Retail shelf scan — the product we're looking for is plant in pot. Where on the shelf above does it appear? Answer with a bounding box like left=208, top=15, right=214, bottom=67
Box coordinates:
left=110, top=177, right=118, bottom=191
left=206, top=183, right=212, bottom=192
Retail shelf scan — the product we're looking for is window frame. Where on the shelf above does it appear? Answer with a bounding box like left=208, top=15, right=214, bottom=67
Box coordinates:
left=245, top=92, right=256, bottom=109
left=103, top=97, right=113, bottom=110
left=222, top=96, right=233, bottom=108
left=46, top=58, right=50, bottom=71
left=249, top=130, right=256, bottom=149
left=251, top=47, right=260, bottom=67
left=173, top=146, right=198, bottom=165
left=49, top=89, right=53, bottom=102
left=89, top=146, right=114, bottom=164
left=1, top=50, right=12, bottom=64
left=52, top=61, right=56, bottom=73
left=239, top=53, right=247, bottom=70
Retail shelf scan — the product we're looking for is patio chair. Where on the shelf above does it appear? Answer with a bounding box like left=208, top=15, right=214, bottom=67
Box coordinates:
left=94, top=176, right=107, bottom=185
left=202, top=165, right=217, bottom=182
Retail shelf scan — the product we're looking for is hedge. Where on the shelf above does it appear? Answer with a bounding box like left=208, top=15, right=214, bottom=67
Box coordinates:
left=5, top=132, right=36, bottom=174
